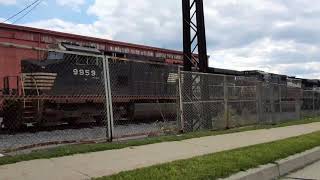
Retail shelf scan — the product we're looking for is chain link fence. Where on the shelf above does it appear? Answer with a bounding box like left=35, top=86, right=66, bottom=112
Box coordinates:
left=0, top=44, right=112, bottom=152
left=108, top=58, right=180, bottom=139
left=179, top=70, right=318, bottom=132
left=179, top=71, right=258, bottom=132
left=1, top=43, right=320, bottom=152
left=259, top=83, right=302, bottom=124
left=302, top=90, right=320, bottom=117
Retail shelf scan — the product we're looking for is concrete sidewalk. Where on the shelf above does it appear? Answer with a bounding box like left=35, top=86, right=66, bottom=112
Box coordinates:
left=283, top=160, right=320, bottom=179
left=1, top=123, right=320, bottom=180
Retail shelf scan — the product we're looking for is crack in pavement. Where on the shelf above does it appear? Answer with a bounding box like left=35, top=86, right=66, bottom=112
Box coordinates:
left=284, top=177, right=317, bottom=180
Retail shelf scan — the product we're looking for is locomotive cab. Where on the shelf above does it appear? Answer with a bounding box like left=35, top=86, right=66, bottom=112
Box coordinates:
left=2, top=48, right=107, bottom=131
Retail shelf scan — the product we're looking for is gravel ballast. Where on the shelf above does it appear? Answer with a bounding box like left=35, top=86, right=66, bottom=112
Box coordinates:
left=0, top=122, right=176, bottom=151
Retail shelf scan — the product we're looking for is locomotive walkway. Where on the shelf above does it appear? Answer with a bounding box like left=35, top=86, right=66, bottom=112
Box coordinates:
left=1, top=122, right=320, bottom=180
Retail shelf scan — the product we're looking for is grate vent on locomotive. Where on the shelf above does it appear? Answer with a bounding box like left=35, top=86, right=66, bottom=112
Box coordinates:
left=22, top=73, right=57, bottom=91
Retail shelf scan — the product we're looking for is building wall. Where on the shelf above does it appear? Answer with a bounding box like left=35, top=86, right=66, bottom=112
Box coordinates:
left=0, top=23, right=184, bottom=90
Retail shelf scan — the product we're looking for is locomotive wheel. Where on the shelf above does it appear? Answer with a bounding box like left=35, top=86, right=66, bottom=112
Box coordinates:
left=3, top=100, right=23, bottom=132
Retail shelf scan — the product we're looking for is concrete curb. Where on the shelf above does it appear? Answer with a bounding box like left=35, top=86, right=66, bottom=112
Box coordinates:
left=223, top=146, right=320, bottom=180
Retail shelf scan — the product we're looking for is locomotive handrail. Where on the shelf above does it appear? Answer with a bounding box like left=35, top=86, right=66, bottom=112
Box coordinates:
left=20, top=76, right=24, bottom=96
left=31, top=77, right=41, bottom=112
left=20, top=75, right=26, bottom=108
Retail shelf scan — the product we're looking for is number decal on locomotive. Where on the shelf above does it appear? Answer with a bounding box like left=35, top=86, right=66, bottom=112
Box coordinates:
left=73, top=69, right=97, bottom=77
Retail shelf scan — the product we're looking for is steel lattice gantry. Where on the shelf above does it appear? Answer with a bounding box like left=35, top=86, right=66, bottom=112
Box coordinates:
left=182, top=0, right=208, bottom=73
left=181, top=0, right=212, bottom=131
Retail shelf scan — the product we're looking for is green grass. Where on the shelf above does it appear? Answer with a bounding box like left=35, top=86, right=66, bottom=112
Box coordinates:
left=96, top=131, right=320, bottom=180
left=0, top=116, right=319, bottom=166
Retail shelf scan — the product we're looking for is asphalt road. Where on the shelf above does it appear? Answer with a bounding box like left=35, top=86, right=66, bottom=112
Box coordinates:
left=283, top=161, right=320, bottom=180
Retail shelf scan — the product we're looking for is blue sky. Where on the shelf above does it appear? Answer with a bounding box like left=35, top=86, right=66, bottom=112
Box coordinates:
left=1, top=0, right=320, bottom=79
left=0, top=0, right=95, bottom=23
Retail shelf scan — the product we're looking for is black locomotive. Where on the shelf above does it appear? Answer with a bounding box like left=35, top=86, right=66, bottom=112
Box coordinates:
left=1, top=46, right=178, bottom=131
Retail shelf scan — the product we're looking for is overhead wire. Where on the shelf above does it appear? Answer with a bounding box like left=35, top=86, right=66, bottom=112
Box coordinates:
left=12, top=0, right=43, bottom=24
left=2, top=0, right=41, bottom=23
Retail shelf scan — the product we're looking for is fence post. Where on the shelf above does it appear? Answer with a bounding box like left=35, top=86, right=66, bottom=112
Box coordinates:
left=178, top=68, right=184, bottom=132
left=224, top=75, right=229, bottom=129
left=295, top=89, right=302, bottom=120
left=102, top=56, right=114, bottom=141
left=256, top=81, right=262, bottom=123
left=270, top=84, right=276, bottom=124
left=279, top=85, right=282, bottom=113
left=313, top=90, right=316, bottom=116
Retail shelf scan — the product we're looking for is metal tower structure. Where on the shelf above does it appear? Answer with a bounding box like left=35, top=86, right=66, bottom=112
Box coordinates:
left=182, top=0, right=208, bottom=73
left=181, top=0, right=211, bottom=132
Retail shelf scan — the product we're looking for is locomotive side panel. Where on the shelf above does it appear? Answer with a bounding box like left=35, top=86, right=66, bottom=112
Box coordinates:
left=18, top=53, right=107, bottom=127
left=109, top=60, right=178, bottom=121
left=22, top=53, right=105, bottom=96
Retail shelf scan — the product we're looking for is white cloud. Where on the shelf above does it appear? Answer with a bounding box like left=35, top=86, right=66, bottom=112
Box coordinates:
left=86, top=0, right=181, bottom=48
left=24, top=0, right=320, bottom=79
left=55, top=0, right=85, bottom=11
left=210, top=38, right=320, bottom=79
left=0, top=0, right=16, bottom=5
left=24, top=18, right=112, bottom=39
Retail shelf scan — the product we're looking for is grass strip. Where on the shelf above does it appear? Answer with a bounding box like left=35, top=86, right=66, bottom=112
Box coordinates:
left=96, top=130, right=320, bottom=180
left=0, top=116, right=319, bottom=166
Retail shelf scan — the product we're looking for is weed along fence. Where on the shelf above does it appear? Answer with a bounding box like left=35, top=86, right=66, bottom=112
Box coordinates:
left=0, top=42, right=320, bottom=152
left=178, top=70, right=319, bottom=132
